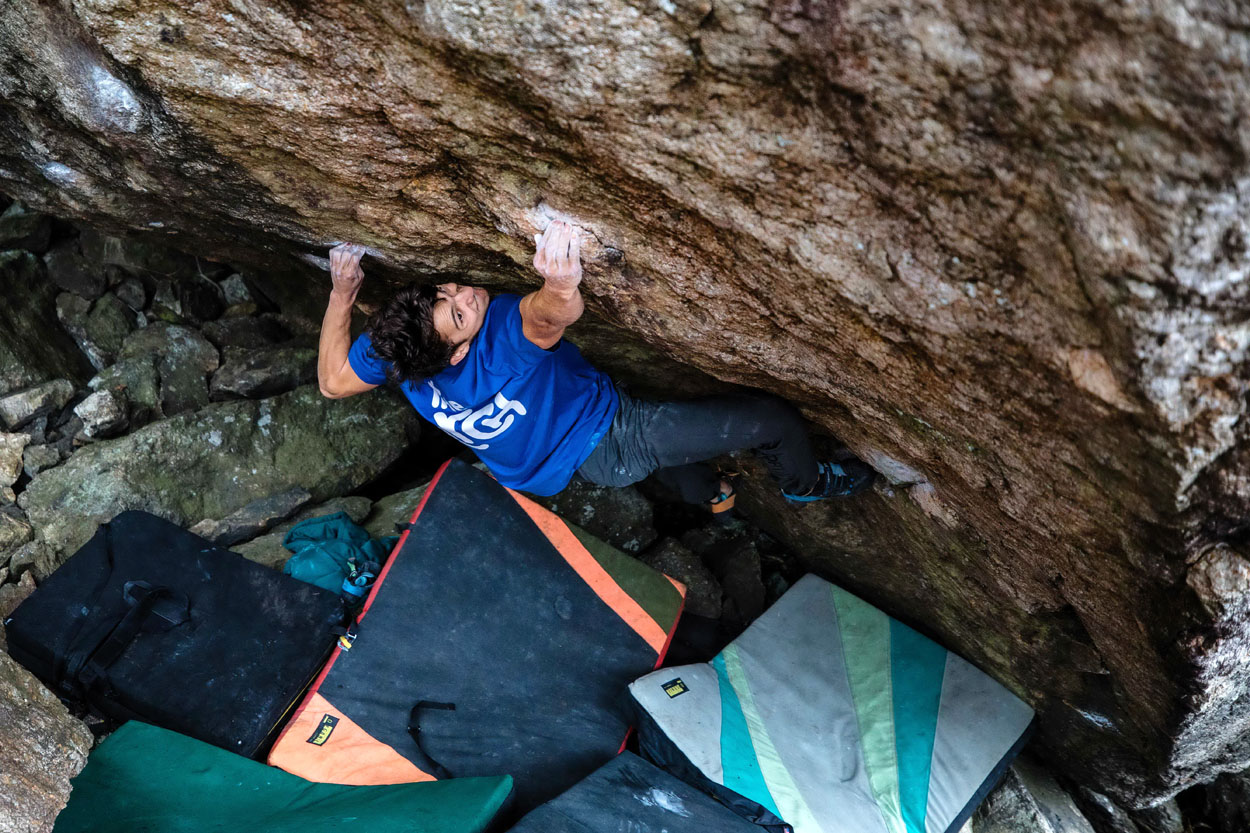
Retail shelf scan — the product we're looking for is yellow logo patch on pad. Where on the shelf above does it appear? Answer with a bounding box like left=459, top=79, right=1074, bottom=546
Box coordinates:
left=307, top=714, right=339, bottom=745
left=662, top=678, right=688, bottom=698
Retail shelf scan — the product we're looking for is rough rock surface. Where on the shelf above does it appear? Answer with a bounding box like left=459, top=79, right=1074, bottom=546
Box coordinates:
left=18, top=385, right=420, bottom=567
left=536, top=479, right=657, bottom=554
left=2, top=0, right=1250, bottom=805
left=209, top=345, right=318, bottom=401
left=0, top=380, right=75, bottom=432
left=972, top=758, right=1096, bottom=833
left=232, top=495, right=373, bottom=570
left=189, top=486, right=312, bottom=547
left=0, top=653, right=93, bottom=833
left=640, top=537, right=722, bottom=619
left=0, top=252, right=91, bottom=396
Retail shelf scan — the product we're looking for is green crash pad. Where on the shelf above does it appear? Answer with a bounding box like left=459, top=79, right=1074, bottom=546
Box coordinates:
left=55, top=722, right=513, bottom=833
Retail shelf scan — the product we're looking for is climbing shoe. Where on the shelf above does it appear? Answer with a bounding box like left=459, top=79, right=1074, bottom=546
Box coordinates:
left=708, top=480, right=737, bottom=524
left=783, top=459, right=875, bottom=503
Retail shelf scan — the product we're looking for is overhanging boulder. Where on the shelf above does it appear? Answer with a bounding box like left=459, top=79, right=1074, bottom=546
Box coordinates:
left=0, top=0, right=1248, bottom=806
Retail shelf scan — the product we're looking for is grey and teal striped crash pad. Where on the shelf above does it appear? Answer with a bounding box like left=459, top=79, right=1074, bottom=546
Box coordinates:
left=54, top=721, right=513, bottom=833
left=507, top=752, right=764, bottom=833
left=629, top=574, right=1036, bottom=833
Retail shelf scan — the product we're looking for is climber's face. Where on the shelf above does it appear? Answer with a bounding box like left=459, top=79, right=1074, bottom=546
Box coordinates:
left=433, top=282, right=490, bottom=365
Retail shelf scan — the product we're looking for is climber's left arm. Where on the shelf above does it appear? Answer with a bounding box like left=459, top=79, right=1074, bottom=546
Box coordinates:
left=521, top=221, right=584, bottom=349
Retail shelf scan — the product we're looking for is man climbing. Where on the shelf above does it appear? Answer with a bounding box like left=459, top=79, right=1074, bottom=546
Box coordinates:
left=317, top=221, right=873, bottom=516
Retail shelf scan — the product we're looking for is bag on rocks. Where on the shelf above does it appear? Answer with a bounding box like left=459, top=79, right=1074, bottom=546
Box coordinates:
left=4, top=510, right=347, bottom=758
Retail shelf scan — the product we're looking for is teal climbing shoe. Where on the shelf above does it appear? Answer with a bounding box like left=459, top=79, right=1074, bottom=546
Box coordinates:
left=783, top=459, right=875, bottom=503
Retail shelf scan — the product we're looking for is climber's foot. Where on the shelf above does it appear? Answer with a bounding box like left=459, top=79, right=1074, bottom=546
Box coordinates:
left=783, top=459, right=875, bottom=504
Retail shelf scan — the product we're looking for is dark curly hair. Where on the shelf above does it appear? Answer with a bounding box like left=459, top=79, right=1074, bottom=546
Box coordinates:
left=365, top=284, right=456, bottom=385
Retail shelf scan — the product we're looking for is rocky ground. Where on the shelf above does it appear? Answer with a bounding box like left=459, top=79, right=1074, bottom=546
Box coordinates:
left=0, top=197, right=1246, bottom=833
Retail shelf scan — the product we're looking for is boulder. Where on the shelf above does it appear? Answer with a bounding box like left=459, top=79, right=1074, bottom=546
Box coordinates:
left=220, top=272, right=253, bottom=305
left=113, top=276, right=147, bottom=311
left=119, top=322, right=219, bottom=416
left=6, top=540, right=55, bottom=582
left=0, top=201, right=51, bottom=253
left=209, top=345, right=318, bottom=400
left=19, top=385, right=419, bottom=567
left=0, top=506, right=33, bottom=567
left=0, top=652, right=94, bottom=833
left=361, top=484, right=430, bottom=540
left=232, top=495, right=374, bottom=570
left=0, top=379, right=75, bottom=431
left=21, top=445, right=61, bottom=479
left=972, top=758, right=1096, bottom=833
left=88, top=356, right=161, bottom=428
left=0, top=251, right=92, bottom=396
left=73, top=388, right=128, bottom=440
left=201, top=314, right=296, bottom=350
left=536, top=479, right=657, bottom=554
left=4, top=0, right=1250, bottom=805
left=42, top=237, right=104, bottom=300
left=0, top=432, right=29, bottom=493
left=56, top=293, right=137, bottom=370
left=189, top=486, right=312, bottom=547
left=639, top=538, right=722, bottom=619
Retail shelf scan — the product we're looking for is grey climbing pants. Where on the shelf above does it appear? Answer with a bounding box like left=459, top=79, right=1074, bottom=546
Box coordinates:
left=576, top=389, right=820, bottom=503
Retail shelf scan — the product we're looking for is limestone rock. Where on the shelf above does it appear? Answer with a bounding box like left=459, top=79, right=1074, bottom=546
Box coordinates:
left=972, top=758, right=1096, bottom=833
left=3, top=0, right=1250, bottom=805
left=0, top=379, right=75, bottom=431
left=20, top=385, right=419, bottom=567
left=640, top=538, right=722, bottom=619
left=0, top=201, right=51, bottom=254
left=189, top=486, right=312, bottom=547
left=209, top=345, right=318, bottom=401
left=0, top=652, right=93, bottom=833
left=73, top=388, right=128, bottom=440
left=0, top=251, right=91, bottom=396
left=232, top=495, right=374, bottom=570
left=536, top=479, right=657, bottom=554
left=43, top=238, right=104, bottom=300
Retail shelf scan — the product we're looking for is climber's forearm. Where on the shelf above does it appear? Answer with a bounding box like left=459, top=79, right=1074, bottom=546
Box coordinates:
left=317, top=289, right=372, bottom=398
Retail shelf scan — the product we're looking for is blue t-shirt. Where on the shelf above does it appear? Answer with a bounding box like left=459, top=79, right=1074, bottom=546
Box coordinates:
left=348, top=293, right=619, bottom=496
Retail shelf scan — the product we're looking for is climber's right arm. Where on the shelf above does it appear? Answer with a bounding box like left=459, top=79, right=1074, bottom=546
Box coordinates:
left=318, top=243, right=378, bottom=400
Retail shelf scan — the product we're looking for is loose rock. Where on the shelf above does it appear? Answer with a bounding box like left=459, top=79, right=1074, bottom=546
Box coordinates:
left=0, top=432, right=30, bottom=492
left=119, top=322, right=219, bottom=416
left=0, top=379, right=74, bottom=431
left=537, top=479, right=657, bottom=554
left=20, top=385, right=419, bottom=567
left=0, top=251, right=92, bottom=396
left=56, top=293, right=135, bottom=370
left=202, top=314, right=295, bottom=350
left=972, top=758, right=1096, bottom=833
left=0, top=201, right=51, bottom=253
left=113, top=276, right=147, bottom=311
left=89, top=356, right=161, bottom=428
left=232, top=495, right=374, bottom=570
left=209, top=345, right=318, bottom=400
left=640, top=537, right=722, bottom=619
left=0, top=506, right=33, bottom=566
left=189, top=486, right=312, bottom=547
left=220, top=273, right=253, bottom=305
left=42, top=237, right=104, bottom=300
left=0, top=651, right=94, bottom=833
left=73, top=388, right=128, bottom=440
left=22, top=445, right=61, bottom=479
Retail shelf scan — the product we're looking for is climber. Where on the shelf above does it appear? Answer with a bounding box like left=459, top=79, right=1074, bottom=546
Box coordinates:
left=316, top=222, right=874, bottom=516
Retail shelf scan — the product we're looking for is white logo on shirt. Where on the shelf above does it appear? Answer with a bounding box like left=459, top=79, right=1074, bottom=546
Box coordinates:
left=427, top=383, right=526, bottom=450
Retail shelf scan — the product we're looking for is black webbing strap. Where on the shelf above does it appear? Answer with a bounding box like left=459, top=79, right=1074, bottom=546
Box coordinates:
left=407, top=700, right=456, bottom=779
left=56, top=522, right=120, bottom=697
